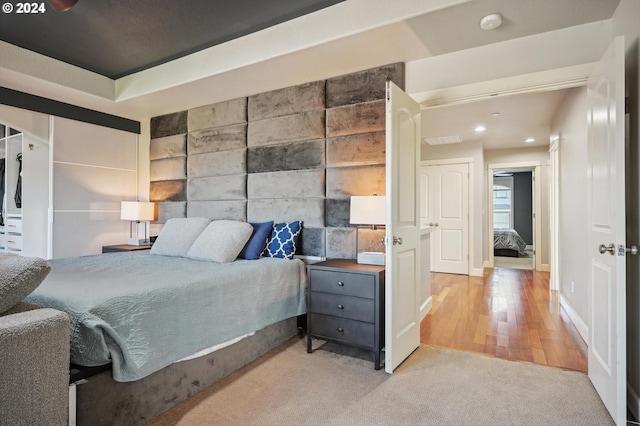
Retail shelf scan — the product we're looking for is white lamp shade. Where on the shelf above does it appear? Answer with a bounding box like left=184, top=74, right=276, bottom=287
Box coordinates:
left=349, top=196, right=386, bottom=225
left=121, top=201, right=155, bottom=221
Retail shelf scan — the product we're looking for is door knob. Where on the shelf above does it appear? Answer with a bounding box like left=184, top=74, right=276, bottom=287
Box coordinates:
left=429, top=222, right=434, bottom=226
left=393, top=236, right=403, bottom=245
left=435, top=223, right=440, bottom=227
left=599, top=243, right=615, bottom=255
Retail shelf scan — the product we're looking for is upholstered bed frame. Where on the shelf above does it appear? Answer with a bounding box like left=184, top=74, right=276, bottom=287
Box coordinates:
left=71, top=317, right=302, bottom=425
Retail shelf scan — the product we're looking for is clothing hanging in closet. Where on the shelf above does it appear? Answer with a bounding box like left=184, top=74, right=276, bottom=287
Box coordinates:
left=0, top=158, right=5, bottom=226
left=14, top=153, right=21, bottom=208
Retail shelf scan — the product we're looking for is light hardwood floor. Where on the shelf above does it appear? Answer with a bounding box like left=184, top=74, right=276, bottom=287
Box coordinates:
left=420, top=267, right=588, bottom=373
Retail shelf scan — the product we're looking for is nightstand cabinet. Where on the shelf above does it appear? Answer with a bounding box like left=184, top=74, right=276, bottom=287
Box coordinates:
left=306, top=259, right=385, bottom=369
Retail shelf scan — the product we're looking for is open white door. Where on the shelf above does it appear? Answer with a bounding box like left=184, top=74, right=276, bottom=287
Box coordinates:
left=385, top=81, right=420, bottom=373
left=587, top=36, right=626, bottom=425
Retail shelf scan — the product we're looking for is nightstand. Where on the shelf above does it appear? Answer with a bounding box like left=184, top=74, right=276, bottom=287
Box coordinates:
left=102, top=244, right=152, bottom=253
left=306, top=259, right=385, bottom=369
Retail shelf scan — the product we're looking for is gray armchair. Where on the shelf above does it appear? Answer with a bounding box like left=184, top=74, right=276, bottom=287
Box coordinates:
left=0, top=253, right=70, bottom=426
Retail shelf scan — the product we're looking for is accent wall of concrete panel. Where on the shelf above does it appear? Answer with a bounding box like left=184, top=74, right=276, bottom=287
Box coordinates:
left=149, top=63, right=405, bottom=259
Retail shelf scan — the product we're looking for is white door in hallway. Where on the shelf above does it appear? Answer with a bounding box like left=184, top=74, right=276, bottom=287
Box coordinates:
left=384, top=81, right=420, bottom=373
left=586, top=36, right=626, bottom=425
left=421, top=163, right=469, bottom=274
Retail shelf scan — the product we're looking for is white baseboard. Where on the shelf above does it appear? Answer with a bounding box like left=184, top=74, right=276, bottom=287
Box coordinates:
left=483, top=260, right=491, bottom=269
left=628, top=382, right=640, bottom=422
left=69, top=383, right=77, bottom=426
left=420, top=296, right=433, bottom=321
left=470, top=267, right=484, bottom=277
left=559, top=294, right=588, bottom=345
left=538, top=263, right=550, bottom=272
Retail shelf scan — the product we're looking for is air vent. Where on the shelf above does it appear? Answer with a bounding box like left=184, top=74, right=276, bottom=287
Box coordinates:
left=423, top=135, right=463, bottom=145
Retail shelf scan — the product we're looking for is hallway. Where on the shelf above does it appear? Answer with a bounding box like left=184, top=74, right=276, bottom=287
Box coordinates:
left=420, top=268, right=588, bottom=373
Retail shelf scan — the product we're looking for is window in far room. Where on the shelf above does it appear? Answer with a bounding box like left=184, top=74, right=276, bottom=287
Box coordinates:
left=493, top=184, right=512, bottom=229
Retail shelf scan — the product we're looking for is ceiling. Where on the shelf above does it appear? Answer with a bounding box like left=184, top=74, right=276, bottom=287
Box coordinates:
left=0, top=0, right=623, bottom=151
left=0, top=0, right=345, bottom=79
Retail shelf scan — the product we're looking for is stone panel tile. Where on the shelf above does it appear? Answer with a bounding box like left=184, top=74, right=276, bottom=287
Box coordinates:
left=326, top=165, right=385, bottom=199
left=247, top=169, right=324, bottom=199
left=188, top=175, right=247, bottom=201
left=248, top=81, right=325, bottom=121
left=327, top=131, right=385, bottom=167
left=150, top=134, right=187, bottom=160
left=155, top=201, right=186, bottom=224
left=151, top=111, right=187, bottom=139
left=247, top=139, right=324, bottom=174
left=188, top=124, right=247, bottom=155
left=325, top=198, right=351, bottom=228
left=187, top=149, right=246, bottom=178
left=188, top=98, right=247, bottom=132
left=299, top=227, right=325, bottom=258
left=187, top=200, right=247, bottom=221
left=247, top=198, right=324, bottom=228
left=357, top=228, right=386, bottom=253
left=326, top=100, right=385, bottom=138
left=247, top=110, right=325, bottom=147
left=326, top=63, right=405, bottom=108
left=326, top=227, right=356, bottom=259
left=150, top=180, right=186, bottom=202
left=150, top=157, right=186, bottom=182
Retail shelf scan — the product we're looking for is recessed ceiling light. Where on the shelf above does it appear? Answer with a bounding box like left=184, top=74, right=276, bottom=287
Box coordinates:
left=480, top=13, right=503, bottom=31
left=524, top=137, right=535, bottom=143
left=475, top=125, right=486, bottom=133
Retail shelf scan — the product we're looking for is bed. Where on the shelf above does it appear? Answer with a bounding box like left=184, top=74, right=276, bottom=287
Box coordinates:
left=493, top=228, right=527, bottom=257
left=23, top=217, right=308, bottom=425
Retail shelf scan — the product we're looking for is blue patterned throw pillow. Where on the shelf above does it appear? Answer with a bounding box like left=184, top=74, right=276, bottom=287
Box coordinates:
left=264, top=221, right=302, bottom=259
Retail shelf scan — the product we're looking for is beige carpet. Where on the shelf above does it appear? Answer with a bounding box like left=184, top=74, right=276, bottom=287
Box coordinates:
left=494, top=248, right=534, bottom=270
left=149, top=337, right=613, bottom=426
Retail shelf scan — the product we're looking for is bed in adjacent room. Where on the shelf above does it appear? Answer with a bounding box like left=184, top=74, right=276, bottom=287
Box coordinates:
left=24, top=217, right=307, bottom=425
left=493, top=228, right=527, bottom=257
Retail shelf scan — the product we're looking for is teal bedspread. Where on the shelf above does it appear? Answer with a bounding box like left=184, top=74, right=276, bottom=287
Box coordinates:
left=24, top=252, right=307, bottom=382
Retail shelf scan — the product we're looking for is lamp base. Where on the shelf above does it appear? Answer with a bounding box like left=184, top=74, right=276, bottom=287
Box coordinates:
left=357, top=252, right=385, bottom=266
left=128, top=238, right=150, bottom=246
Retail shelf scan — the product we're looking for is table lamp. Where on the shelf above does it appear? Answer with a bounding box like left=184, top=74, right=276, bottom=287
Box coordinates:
left=349, top=195, right=386, bottom=265
left=121, top=201, right=155, bottom=246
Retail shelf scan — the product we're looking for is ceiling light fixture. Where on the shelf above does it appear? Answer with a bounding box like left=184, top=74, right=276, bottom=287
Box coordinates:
left=491, top=112, right=500, bottom=117
left=475, top=125, right=486, bottom=133
left=480, top=13, right=503, bottom=30
left=47, top=0, right=79, bottom=12
left=524, top=137, right=536, bottom=143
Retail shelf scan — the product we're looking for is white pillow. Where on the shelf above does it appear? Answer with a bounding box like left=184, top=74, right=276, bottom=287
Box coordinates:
left=150, top=217, right=211, bottom=257
left=187, top=220, right=254, bottom=263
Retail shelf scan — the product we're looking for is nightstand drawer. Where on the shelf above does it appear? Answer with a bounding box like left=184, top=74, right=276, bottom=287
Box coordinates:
left=309, top=270, right=374, bottom=299
left=309, top=313, right=374, bottom=348
left=309, top=292, right=374, bottom=323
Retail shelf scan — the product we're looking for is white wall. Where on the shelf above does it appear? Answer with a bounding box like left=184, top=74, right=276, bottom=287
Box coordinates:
left=484, top=147, right=550, bottom=268
left=421, top=141, right=484, bottom=274
left=611, top=0, right=640, bottom=417
left=549, top=87, right=588, bottom=334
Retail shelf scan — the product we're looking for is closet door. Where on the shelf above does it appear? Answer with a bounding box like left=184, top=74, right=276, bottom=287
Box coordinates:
left=21, top=133, right=50, bottom=258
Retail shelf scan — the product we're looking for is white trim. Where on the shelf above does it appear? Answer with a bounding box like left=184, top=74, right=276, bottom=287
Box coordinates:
left=559, top=293, right=588, bottom=344
left=420, top=296, right=433, bottom=321
left=538, top=263, right=550, bottom=272
left=549, top=138, right=560, bottom=291
left=470, top=267, right=484, bottom=277
left=52, top=160, right=137, bottom=172
left=413, top=63, right=594, bottom=108
left=69, top=383, right=77, bottom=426
left=487, top=161, right=542, bottom=271
left=628, top=382, right=640, bottom=423
left=420, top=157, right=474, bottom=166
left=483, top=260, right=491, bottom=269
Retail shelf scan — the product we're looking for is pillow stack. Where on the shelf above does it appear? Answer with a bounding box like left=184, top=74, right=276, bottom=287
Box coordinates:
left=150, top=217, right=303, bottom=262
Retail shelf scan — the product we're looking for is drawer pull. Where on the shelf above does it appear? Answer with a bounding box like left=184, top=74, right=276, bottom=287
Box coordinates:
left=337, top=327, right=344, bottom=333
left=337, top=304, right=344, bottom=309
left=337, top=281, right=344, bottom=287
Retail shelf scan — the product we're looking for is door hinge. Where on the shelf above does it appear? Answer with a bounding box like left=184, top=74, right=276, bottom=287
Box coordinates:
left=626, top=96, right=630, bottom=114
